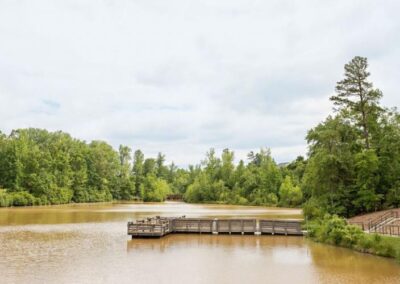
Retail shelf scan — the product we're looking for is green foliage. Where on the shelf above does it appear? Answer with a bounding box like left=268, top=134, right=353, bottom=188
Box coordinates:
left=132, top=150, right=145, bottom=197
left=182, top=148, right=296, bottom=207
left=302, top=198, right=326, bottom=220
left=10, top=191, right=36, bottom=206
left=352, top=149, right=382, bottom=212
left=141, top=175, right=171, bottom=202
left=282, top=156, right=307, bottom=186
left=307, top=214, right=400, bottom=261
left=279, top=176, right=302, bottom=207
left=1, top=129, right=300, bottom=208
left=0, top=128, right=138, bottom=206
left=0, top=189, right=11, bottom=207
left=303, top=57, right=400, bottom=217
left=331, top=56, right=382, bottom=149
left=184, top=173, right=207, bottom=203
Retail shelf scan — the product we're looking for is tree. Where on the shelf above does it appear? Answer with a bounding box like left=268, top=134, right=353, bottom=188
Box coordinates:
left=118, top=145, right=134, bottom=200
left=156, top=152, right=167, bottom=179
left=184, top=173, right=212, bottom=202
left=141, top=174, right=171, bottom=202
left=132, top=150, right=144, bottom=197
left=279, top=176, right=302, bottom=207
left=143, top=158, right=156, bottom=176
left=284, top=156, right=307, bottom=186
left=352, top=149, right=382, bottom=212
left=303, top=116, right=361, bottom=216
left=86, top=141, right=119, bottom=201
left=220, top=148, right=234, bottom=187
left=201, top=148, right=221, bottom=181
left=303, top=57, right=400, bottom=217
left=119, top=145, right=132, bottom=166
left=330, top=56, right=382, bottom=149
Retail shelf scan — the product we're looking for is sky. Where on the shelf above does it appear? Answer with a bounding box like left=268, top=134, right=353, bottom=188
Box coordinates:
left=1, top=0, right=399, bottom=166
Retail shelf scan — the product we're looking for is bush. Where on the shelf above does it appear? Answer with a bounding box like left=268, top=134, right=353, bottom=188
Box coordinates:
left=279, top=176, right=303, bottom=206
left=307, top=214, right=400, bottom=261
left=141, top=175, right=171, bottom=202
left=46, top=187, right=73, bottom=205
left=0, top=189, right=11, bottom=207
left=10, top=191, right=36, bottom=206
left=265, top=193, right=278, bottom=206
left=303, top=198, right=326, bottom=220
left=235, top=196, right=249, bottom=206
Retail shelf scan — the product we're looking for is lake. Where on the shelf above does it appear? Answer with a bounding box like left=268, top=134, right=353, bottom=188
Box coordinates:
left=0, top=202, right=399, bottom=283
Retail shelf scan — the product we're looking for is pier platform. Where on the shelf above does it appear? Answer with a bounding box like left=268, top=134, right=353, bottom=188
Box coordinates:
left=128, top=216, right=304, bottom=238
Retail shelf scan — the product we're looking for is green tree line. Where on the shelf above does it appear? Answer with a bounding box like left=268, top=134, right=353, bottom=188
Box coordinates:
left=0, top=128, right=302, bottom=207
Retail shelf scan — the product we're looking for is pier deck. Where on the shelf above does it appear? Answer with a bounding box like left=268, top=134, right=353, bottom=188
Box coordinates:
left=128, top=216, right=304, bottom=238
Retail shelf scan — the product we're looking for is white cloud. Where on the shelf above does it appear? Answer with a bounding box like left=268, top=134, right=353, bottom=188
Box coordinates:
left=0, top=0, right=399, bottom=166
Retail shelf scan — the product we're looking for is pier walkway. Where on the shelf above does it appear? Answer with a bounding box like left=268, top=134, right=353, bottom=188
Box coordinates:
left=128, top=216, right=304, bottom=238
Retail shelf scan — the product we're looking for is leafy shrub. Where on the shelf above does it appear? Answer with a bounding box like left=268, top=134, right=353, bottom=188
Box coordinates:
left=279, top=176, right=303, bottom=206
left=235, top=196, right=249, bottom=206
left=46, top=186, right=73, bottom=205
left=303, top=198, right=326, bottom=220
left=307, top=214, right=400, bottom=260
left=10, top=191, right=36, bottom=206
left=141, top=175, right=171, bottom=202
left=0, top=189, right=11, bottom=207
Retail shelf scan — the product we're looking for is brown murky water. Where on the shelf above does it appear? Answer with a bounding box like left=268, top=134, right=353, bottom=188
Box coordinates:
left=0, top=202, right=399, bottom=283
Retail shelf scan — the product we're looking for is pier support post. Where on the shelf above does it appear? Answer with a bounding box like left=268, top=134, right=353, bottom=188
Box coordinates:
left=212, top=218, right=218, bottom=234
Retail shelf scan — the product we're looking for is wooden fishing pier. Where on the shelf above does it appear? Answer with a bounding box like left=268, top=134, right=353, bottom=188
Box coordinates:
left=128, top=216, right=304, bottom=238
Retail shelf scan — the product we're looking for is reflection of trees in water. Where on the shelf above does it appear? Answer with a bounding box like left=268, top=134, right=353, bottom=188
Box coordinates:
left=307, top=241, right=400, bottom=282
left=0, top=202, right=302, bottom=226
left=0, top=207, right=164, bottom=225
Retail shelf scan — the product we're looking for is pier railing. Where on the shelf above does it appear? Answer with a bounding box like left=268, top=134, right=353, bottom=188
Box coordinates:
left=128, top=216, right=304, bottom=238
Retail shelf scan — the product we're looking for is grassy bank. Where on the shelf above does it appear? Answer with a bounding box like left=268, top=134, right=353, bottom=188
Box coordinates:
left=307, top=214, right=400, bottom=261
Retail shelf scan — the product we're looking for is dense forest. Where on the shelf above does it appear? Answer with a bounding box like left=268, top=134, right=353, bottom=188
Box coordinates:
left=0, top=129, right=302, bottom=208
left=1, top=56, right=400, bottom=219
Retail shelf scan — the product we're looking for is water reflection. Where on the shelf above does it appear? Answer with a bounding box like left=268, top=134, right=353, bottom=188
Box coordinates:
left=308, top=241, right=400, bottom=283
left=125, top=234, right=317, bottom=283
left=126, top=234, right=305, bottom=253
left=0, top=202, right=302, bottom=226
left=126, top=234, right=400, bottom=283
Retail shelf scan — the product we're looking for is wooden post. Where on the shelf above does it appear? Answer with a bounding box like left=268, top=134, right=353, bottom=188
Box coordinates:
left=198, top=220, right=201, bottom=234
left=213, top=219, right=219, bottom=234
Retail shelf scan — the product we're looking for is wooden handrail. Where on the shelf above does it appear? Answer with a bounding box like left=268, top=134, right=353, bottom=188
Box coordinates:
left=369, top=210, right=398, bottom=232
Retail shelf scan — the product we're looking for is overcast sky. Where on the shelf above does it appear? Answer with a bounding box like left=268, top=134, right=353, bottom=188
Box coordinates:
left=1, top=0, right=399, bottom=166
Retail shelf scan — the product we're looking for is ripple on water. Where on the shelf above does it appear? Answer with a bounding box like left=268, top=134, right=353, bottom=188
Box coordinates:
left=0, top=203, right=399, bottom=284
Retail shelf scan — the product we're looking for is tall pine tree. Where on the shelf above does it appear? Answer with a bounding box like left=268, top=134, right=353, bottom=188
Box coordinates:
left=330, top=56, right=382, bottom=149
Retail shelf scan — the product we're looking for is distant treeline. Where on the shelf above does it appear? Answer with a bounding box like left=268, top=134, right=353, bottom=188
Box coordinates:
left=0, top=127, right=303, bottom=208
left=1, top=56, right=400, bottom=219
